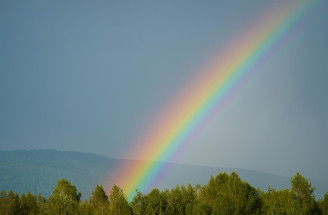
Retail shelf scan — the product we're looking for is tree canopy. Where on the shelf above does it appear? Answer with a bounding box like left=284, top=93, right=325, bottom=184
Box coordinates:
left=0, top=172, right=327, bottom=215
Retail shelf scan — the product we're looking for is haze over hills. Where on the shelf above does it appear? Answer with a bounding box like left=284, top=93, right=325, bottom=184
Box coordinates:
left=1, top=150, right=327, bottom=200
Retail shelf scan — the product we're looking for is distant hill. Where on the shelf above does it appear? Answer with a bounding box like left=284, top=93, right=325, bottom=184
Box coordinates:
left=0, top=150, right=327, bottom=199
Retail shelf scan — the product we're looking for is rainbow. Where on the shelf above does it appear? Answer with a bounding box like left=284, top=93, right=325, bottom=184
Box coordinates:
left=112, top=0, right=317, bottom=201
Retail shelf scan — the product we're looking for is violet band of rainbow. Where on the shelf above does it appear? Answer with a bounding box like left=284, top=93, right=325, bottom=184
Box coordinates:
left=111, top=0, right=317, bottom=201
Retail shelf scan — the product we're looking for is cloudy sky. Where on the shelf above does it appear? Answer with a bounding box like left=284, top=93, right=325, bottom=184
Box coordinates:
left=1, top=0, right=327, bottom=179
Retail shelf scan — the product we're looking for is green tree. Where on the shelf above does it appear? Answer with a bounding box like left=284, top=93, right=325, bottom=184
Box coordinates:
left=165, top=185, right=184, bottom=214
left=181, top=184, right=195, bottom=214
left=144, top=188, right=164, bottom=215
left=261, top=188, right=293, bottom=214
left=291, top=172, right=315, bottom=200
left=187, top=201, right=212, bottom=215
left=7, top=190, right=15, bottom=200
left=108, top=184, right=132, bottom=215
left=37, top=193, right=48, bottom=214
left=290, top=172, right=318, bottom=214
left=201, top=172, right=261, bottom=215
left=1, top=190, right=6, bottom=197
left=261, top=173, right=320, bottom=215
left=79, top=200, right=93, bottom=215
left=48, top=178, right=81, bottom=215
left=318, top=191, right=328, bottom=215
left=194, top=184, right=202, bottom=201
left=130, top=190, right=146, bottom=215
left=90, top=184, right=109, bottom=215
left=9, top=193, right=20, bottom=215
left=19, top=192, right=39, bottom=215
left=37, top=193, right=47, bottom=203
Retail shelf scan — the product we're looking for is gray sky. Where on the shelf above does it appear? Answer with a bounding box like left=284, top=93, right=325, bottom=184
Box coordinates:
left=1, top=0, right=328, bottom=179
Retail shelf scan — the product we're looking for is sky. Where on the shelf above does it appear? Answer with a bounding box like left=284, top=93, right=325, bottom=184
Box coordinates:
left=1, top=0, right=328, bottom=180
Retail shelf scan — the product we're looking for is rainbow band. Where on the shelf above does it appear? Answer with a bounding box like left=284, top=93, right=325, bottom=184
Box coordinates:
left=113, top=0, right=316, bottom=201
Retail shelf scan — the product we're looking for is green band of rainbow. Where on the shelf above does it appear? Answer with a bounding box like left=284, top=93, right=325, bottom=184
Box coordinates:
left=112, top=0, right=317, bottom=201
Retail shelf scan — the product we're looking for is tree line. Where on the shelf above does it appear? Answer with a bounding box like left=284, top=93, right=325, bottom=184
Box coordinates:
left=1, top=172, right=328, bottom=215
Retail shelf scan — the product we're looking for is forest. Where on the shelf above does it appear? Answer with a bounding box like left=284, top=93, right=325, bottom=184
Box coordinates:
left=1, top=172, right=328, bottom=215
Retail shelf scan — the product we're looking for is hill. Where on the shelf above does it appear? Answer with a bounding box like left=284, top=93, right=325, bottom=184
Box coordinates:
left=0, top=150, right=327, bottom=199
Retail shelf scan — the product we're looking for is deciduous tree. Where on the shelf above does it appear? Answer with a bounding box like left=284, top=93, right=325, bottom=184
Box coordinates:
left=9, top=193, right=20, bottom=215
left=90, top=184, right=109, bottom=215
left=130, top=190, right=146, bottom=215
left=318, top=192, right=328, bottom=215
left=108, top=184, right=132, bottom=215
left=290, top=172, right=318, bottom=214
left=48, top=178, right=81, bottom=215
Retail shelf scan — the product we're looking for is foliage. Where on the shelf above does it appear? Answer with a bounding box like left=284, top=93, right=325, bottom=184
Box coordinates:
left=9, top=193, right=20, bottom=215
left=2, top=172, right=328, bottom=214
left=290, top=172, right=319, bottom=214
left=108, top=184, right=132, bottom=215
left=1, top=190, right=6, bottom=197
left=200, top=172, right=261, bottom=215
left=130, top=190, right=146, bottom=215
left=318, top=192, right=328, bottom=215
left=89, top=184, right=109, bottom=215
left=19, top=192, right=39, bottom=215
left=260, top=173, right=320, bottom=215
left=47, top=178, right=81, bottom=215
